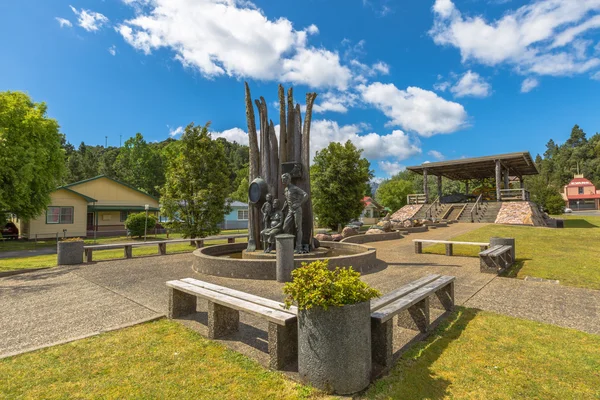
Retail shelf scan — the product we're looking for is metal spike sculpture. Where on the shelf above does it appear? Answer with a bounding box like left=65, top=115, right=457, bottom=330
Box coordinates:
left=245, top=82, right=317, bottom=252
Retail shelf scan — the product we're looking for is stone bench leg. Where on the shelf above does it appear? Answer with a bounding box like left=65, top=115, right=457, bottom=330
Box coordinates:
left=195, top=240, right=204, bottom=249
left=480, top=255, right=498, bottom=274
left=124, top=246, right=133, bottom=259
left=480, top=245, right=488, bottom=252
left=430, top=282, right=455, bottom=311
left=414, top=242, right=422, bottom=254
left=168, top=288, right=197, bottom=318
left=208, top=301, right=239, bottom=339
left=268, top=321, right=298, bottom=370
left=158, top=243, right=167, bottom=255
left=397, top=297, right=430, bottom=333
left=227, top=237, right=235, bottom=244
left=85, top=249, right=93, bottom=262
left=445, top=243, right=453, bottom=256
left=371, top=319, right=393, bottom=368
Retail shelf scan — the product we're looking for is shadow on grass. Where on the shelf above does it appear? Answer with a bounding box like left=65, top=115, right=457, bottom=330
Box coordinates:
left=364, top=307, right=479, bottom=399
left=563, top=219, right=599, bottom=228
left=500, top=258, right=529, bottom=278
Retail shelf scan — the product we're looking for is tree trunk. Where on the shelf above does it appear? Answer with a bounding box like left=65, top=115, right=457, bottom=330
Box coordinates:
left=286, top=87, right=295, bottom=160
left=269, top=120, right=279, bottom=199
left=294, top=103, right=302, bottom=163
left=301, top=93, right=317, bottom=248
left=245, top=82, right=260, bottom=251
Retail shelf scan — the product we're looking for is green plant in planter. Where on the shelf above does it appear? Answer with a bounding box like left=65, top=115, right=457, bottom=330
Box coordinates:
left=283, top=260, right=380, bottom=310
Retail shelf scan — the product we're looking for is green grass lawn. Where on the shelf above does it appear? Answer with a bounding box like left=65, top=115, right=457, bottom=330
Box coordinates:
left=422, top=216, right=600, bottom=290
left=1, top=310, right=598, bottom=399
left=0, top=237, right=248, bottom=273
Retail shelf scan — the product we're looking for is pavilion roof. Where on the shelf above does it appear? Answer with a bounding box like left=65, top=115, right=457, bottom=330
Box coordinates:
left=406, top=152, right=538, bottom=180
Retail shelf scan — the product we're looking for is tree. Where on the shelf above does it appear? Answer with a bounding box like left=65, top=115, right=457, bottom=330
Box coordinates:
left=0, top=91, right=65, bottom=219
left=375, top=178, right=414, bottom=212
left=311, top=141, right=373, bottom=230
left=114, top=133, right=164, bottom=197
left=160, top=122, right=231, bottom=238
left=124, top=212, right=158, bottom=238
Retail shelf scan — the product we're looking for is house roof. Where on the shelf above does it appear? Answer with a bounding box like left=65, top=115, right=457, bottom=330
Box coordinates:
left=229, top=201, right=248, bottom=208
left=61, top=175, right=159, bottom=201
left=56, top=187, right=98, bottom=203
left=88, top=205, right=161, bottom=211
left=566, top=177, right=595, bottom=187
left=407, top=152, right=538, bottom=180
left=362, top=196, right=383, bottom=209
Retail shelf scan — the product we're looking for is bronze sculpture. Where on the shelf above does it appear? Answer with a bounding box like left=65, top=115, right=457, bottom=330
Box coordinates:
left=261, top=198, right=283, bottom=253
left=281, top=173, right=309, bottom=253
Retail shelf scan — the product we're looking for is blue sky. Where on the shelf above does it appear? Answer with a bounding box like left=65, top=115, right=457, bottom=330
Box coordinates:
left=2, top=0, right=600, bottom=179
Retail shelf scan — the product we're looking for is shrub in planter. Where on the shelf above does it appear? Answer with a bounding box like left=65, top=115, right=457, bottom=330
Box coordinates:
left=125, top=212, right=158, bottom=238
left=284, top=260, right=380, bottom=394
left=57, top=237, right=84, bottom=265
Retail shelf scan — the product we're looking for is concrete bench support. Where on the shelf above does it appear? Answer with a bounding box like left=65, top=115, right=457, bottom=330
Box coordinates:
left=208, top=301, right=240, bottom=339
left=397, top=297, right=430, bottom=333
left=168, top=287, right=197, bottom=318
left=445, top=243, right=453, bottom=256
left=124, top=245, right=133, bottom=259
left=430, top=281, right=455, bottom=311
left=268, top=322, right=298, bottom=370
left=227, top=237, right=235, bottom=244
left=158, top=243, right=167, bottom=255
left=85, top=249, right=93, bottom=262
left=414, top=241, right=423, bottom=254
left=195, top=240, right=204, bottom=249
left=371, top=319, right=393, bottom=368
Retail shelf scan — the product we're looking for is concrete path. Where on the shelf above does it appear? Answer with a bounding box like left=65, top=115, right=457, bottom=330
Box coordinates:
left=0, top=247, right=56, bottom=259
left=1, top=222, right=599, bottom=361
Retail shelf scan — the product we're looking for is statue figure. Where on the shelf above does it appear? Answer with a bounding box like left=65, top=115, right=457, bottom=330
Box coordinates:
left=260, top=193, right=273, bottom=243
left=281, top=172, right=308, bottom=253
left=261, top=199, right=283, bottom=253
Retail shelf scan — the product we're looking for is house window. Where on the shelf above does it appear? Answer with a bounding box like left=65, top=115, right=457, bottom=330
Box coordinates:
left=46, top=207, right=74, bottom=224
left=120, top=211, right=129, bottom=222
left=578, top=187, right=584, bottom=194
left=237, top=209, right=249, bottom=220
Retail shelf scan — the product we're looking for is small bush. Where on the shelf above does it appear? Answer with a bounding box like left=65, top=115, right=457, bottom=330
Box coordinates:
left=545, top=193, right=565, bottom=215
left=125, top=212, right=158, bottom=238
left=283, top=260, right=380, bottom=310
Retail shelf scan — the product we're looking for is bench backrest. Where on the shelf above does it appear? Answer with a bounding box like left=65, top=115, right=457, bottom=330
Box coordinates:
left=413, top=239, right=489, bottom=246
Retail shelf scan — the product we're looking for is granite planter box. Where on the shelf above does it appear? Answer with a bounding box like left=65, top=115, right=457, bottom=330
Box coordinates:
left=57, top=240, right=84, bottom=265
left=298, top=301, right=371, bottom=394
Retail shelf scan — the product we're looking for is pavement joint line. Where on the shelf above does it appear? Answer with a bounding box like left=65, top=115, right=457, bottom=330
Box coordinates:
left=72, top=270, right=163, bottom=314
left=0, top=315, right=164, bottom=360
left=461, top=274, right=499, bottom=307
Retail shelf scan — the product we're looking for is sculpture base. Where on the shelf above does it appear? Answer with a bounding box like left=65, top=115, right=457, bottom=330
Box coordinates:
left=242, top=247, right=330, bottom=260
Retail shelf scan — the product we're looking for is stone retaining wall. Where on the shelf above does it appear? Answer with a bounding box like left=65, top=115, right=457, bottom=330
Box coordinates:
left=495, top=201, right=547, bottom=226
left=193, top=242, right=378, bottom=280
left=390, top=204, right=423, bottom=222
left=340, top=231, right=403, bottom=244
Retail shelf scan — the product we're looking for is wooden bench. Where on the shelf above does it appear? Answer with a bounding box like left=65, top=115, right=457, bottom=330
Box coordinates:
left=479, top=245, right=513, bottom=273
left=413, top=239, right=489, bottom=256
left=370, top=274, right=455, bottom=368
left=84, top=235, right=244, bottom=262
left=166, top=278, right=298, bottom=370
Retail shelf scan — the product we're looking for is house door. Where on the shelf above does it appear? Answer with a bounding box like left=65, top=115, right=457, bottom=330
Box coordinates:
left=87, top=213, right=95, bottom=231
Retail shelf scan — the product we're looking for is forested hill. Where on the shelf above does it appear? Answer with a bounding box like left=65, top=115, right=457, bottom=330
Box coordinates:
left=62, top=133, right=249, bottom=200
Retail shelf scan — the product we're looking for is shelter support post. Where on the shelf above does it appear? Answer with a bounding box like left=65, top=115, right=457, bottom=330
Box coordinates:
left=465, top=180, right=470, bottom=195
left=519, top=177, right=524, bottom=189
left=495, top=160, right=502, bottom=201
left=423, top=168, right=429, bottom=204
left=437, top=175, right=442, bottom=199
left=504, top=167, right=510, bottom=189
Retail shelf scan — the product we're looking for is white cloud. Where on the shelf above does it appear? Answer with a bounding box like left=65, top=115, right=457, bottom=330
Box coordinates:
left=108, top=45, right=117, bottom=56
left=56, top=17, right=72, bottom=28
left=591, top=71, right=600, bottom=80
left=118, top=0, right=351, bottom=90
left=433, top=81, right=451, bottom=92
left=359, top=82, right=468, bottom=137
left=378, top=161, right=405, bottom=176
left=430, top=0, right=600, bottom=77
left=70, top=6, right=109, bottom=32
left=212, top=127, right=249, bottom=145
left=168, top=126, right=184, bottom=137
left=521, top=77, right=539, bottom=92
left=450, top=70, right=492, bottom=98
left=312, top=91, right=359, bottom=114
left=427, top=150, right=445, bottom=160
left=310, top=120, right=421, bottom=162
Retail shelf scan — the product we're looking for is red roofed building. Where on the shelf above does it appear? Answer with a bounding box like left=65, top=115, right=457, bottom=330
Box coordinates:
left=562, top=175, right=600, bottom=210
left=360, top=196, right=385, bottom=224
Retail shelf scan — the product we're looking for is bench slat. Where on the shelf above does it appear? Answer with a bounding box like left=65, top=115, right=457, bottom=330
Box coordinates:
left=181, top=278, right=297, bottom=316
left=479, top=245, right=503, bottom=257
left=84, top=234, right=246, bottom=250
left=370, top=274, right=440, bottom=312
left=166, top=280, right=295, bottom=326
left=412, top=239, right=489, bottom=246
left=489, top=245, right=512, bottom=257
left=372, top=276, right=455, bottom=323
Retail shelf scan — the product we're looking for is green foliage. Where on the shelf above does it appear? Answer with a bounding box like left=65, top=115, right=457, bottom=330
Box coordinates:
left=283, top=260, right=380, bottom=310
left=124, top=212, right=158, bottom=238
left=0, top=91, right=65, bottom=219
left=160, top=122, right=231, bottom=238
left=375, top=177, right=414, bottom=212
left=545, top=193, right=565, bottom=215
left=311, top=141, right=373, bottom=230
left=114, top=133, right=164, bottom=197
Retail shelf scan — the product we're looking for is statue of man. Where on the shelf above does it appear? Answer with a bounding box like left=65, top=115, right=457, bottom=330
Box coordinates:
left=261, top=199, right=283, bottom=253
left=281, top=173, right=308, bottom=253
left=261, top=193, right=273, bottom=232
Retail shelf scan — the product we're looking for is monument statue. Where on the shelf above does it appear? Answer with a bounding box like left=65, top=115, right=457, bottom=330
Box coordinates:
left=261, top=198, right=283, bottom=253
left=260, top=193, right=273, bottom=248
left=281, top=173, right=309, bottom=253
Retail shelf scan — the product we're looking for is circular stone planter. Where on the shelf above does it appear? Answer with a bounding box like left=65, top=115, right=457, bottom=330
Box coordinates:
left=57, top=240, right=84, bottom=265
left=298, top=301, right=371, bottom=394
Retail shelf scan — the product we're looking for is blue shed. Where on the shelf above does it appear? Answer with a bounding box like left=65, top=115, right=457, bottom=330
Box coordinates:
left=219, top=200, right=249, bottom=230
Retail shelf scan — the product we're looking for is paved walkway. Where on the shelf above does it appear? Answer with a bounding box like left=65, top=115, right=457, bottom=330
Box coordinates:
left=1, top=223, right=599, bottom=360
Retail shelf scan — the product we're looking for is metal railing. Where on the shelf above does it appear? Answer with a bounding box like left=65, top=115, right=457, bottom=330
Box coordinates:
left=407, top=194, right=428, bottom=205
left=470, top=194, right=483, bottom=223
left=423, top=196, right=440, bottom=219
left=499, top=189, right=530, bottom=201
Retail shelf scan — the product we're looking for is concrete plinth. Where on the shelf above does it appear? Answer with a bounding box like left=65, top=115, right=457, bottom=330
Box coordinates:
left=276, top=234, right=295, bottom=283
left=57, top=241, right=84, bottom=265
left=490, top=237, right=516, bottom=261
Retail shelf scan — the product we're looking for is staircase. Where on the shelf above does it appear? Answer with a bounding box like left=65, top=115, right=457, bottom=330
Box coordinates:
left=413, top=203, right=451, bottom=220
left=457, top=202, right=503, bottom=223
